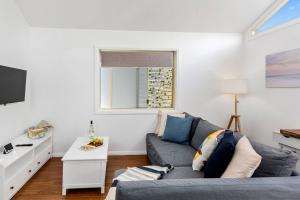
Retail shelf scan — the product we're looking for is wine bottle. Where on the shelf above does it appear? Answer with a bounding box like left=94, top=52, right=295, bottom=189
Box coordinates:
left=89, top=120, right=95, bottom=140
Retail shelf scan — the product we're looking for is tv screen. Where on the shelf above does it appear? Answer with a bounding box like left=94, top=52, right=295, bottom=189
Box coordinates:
left=0, top=65, right=27, bottom=105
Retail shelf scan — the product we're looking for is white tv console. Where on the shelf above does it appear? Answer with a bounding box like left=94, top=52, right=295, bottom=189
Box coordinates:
left=0, top=132, right=53, bottom=200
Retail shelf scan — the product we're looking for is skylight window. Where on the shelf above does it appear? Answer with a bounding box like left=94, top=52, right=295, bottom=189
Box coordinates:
left=256, top=0, right=300, bottom=33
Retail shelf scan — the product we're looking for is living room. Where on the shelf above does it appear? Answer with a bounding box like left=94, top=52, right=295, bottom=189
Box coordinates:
left=1, top=0, right=300, bottom=199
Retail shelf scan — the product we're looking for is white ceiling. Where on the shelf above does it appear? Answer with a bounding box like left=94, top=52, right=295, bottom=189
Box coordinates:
left=15, top=0, right=275, bottom=33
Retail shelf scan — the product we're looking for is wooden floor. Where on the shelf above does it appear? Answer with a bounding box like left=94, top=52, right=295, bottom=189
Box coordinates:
left=13, top=156, right=150, bottom=200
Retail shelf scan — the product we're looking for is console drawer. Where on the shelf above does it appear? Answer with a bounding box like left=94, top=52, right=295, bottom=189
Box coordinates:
left=5, top=164, right=32, bottom=199
left=34, top=145, right=52, bottom=170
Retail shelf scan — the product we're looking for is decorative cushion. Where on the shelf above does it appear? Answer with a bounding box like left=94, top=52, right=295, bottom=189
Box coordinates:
left=154, top=111, right=163, bottom=134
left=162, top=116, right=193, bottom=144
left=192, top=130, right=225, bottom=171
left=251, top=140, right=299, bottom=177
left=221, top=136, right=262, bottom=178
left=184, top=112, right=203, bottom=142
left=203, top=131, right=236, bottom=178
left=157, top=111, right=185, bottom=136
left=191, top=120, right=222, bottom=150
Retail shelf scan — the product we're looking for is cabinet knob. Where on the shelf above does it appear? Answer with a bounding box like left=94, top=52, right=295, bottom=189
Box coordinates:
left=10, top=186, right=14, bottom=190
left=48, top=152, right=51, bottom=155
left=37, top=162, right=41, bottom=165
left=28, top=170, right=32, bottom=173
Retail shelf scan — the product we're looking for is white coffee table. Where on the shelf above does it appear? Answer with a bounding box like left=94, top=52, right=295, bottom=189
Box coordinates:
left=62, top=136, right=109, bottom=195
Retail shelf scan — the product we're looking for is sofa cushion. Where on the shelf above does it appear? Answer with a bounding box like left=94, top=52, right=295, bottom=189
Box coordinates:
left=157, top=111, right=185, bottom=137
left=222, top=136, right=262, bottom=178
left=162, top=115, right=193, bottom=144
left=251, top=140, right=298, bottom=177
left=203, top=131, right=236, bottom=178
left=191, top=120, right=223, bottom=150
left=164, top=167, right=205, bottom=179
left=184, top=113, right=203, bottom=142
left=147, top=133, right=196, bottom=167
left=192, top=130, right=225, bottom=171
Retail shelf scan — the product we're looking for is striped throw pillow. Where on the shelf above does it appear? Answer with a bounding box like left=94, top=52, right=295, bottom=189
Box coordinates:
left=192, top=130, right=225, bottom=171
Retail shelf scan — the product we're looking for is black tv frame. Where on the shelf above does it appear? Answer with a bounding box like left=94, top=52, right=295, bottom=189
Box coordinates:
left=0, top=65, right=27, bottom=106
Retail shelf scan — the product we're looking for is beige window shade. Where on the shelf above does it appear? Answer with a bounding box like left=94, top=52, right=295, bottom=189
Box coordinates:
left=100, top=51, right=174, bottom=68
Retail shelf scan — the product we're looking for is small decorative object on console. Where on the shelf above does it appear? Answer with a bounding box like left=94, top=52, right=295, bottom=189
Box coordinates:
left=25, top=120, right=53, bottom=139
left=3, top=143, right=13, bottom=154
left=16, top=144, right=33, bottom=147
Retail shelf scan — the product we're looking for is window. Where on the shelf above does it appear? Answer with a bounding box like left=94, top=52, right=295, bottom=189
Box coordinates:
left=249, top=0, right=300, bottom=37
left=96, top=50, right=177, bottom=112
left=257, top=0, right=300, bottom=33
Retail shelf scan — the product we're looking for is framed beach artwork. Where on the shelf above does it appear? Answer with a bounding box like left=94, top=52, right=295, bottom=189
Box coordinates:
left=266, top=48, right=300, bottom=88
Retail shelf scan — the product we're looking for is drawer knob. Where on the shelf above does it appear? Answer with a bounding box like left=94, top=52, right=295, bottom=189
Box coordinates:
left=37, top=162, right=41, bottom=165
left=28, top=170, right=32, bottom=173
left=10, top=186, right=14, bottom=190
left=48, top=152, right=51, bottom=155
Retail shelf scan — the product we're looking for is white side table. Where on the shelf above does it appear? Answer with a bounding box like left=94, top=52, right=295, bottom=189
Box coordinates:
left=273, top=131, right=300, bottom=171
left=62, top=136, right=109, bottom=195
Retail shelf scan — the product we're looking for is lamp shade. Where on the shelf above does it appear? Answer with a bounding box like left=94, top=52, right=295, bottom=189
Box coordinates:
left=221, top=79, right=248, bottom=94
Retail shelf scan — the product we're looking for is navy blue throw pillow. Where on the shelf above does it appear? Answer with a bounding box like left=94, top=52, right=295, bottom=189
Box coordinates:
left=203, top=130, right=236, bottom=178
left=162, top=115, right=193, bottom=144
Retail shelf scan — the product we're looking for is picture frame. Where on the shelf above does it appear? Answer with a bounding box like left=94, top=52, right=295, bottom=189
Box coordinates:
left=266, top=48, right=300, bottom=88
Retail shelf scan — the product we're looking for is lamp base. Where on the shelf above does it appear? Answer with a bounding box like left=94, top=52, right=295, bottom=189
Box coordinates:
left=227, top=114, right=241, bottom=133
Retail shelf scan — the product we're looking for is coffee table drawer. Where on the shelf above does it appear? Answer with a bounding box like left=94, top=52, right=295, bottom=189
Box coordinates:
left=63, top=160, right=106, bottom=187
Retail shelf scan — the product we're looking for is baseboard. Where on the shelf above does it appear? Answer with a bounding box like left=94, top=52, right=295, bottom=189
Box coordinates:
left=52, top=152, right=65, bottom=157
left=108, top=151, right=147, bottom=155
left=52, top=151, right=146, bottom=157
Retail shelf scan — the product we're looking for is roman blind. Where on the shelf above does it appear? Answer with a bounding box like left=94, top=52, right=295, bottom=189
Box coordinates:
left=100, top=50, right=174, bottom=68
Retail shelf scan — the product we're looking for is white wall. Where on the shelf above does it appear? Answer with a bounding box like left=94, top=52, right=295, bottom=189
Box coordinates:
left=28, top=28, right=243, bottom=155
left=242, top=24, right=300, bottom=146
left=0, top=0, right=31, bottom=146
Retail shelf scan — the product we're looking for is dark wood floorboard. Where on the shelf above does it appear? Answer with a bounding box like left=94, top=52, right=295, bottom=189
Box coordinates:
left=13, top=155, right=150, bottom=200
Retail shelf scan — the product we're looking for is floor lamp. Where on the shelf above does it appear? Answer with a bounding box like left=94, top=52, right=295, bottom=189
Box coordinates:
left=221, top=79, right=248, bottom=133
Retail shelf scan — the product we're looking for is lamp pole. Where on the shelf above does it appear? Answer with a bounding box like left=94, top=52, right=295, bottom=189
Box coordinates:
left=227, top=94, right=241, bottom=133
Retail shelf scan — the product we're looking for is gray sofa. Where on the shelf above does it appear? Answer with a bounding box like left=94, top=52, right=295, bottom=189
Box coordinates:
left=115, top=117, right=300, bottom=200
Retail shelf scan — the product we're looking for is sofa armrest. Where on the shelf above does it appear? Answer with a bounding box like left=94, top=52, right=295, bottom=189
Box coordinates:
left=116, top=176, right=300, bottom=200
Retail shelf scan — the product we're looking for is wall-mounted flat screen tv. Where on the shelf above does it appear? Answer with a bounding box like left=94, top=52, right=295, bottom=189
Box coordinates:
left=0, top=65, right=27, bottom=105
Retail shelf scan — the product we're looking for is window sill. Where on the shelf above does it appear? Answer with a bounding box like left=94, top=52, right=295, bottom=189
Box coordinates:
left=95, top=108, right=175, bottom=115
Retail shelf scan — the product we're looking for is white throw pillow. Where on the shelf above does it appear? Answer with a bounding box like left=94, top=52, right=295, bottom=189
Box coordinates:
left=156, top=111, right=185, bottom=137
left=154, top=111, right=163, bottom=134
left=221, top=136, right=262, bottom=178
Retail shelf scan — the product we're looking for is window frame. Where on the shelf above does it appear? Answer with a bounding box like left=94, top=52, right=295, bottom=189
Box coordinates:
left=94, top=47, right=178, bottom=115
left=246, top=0, right=300, bottom=40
